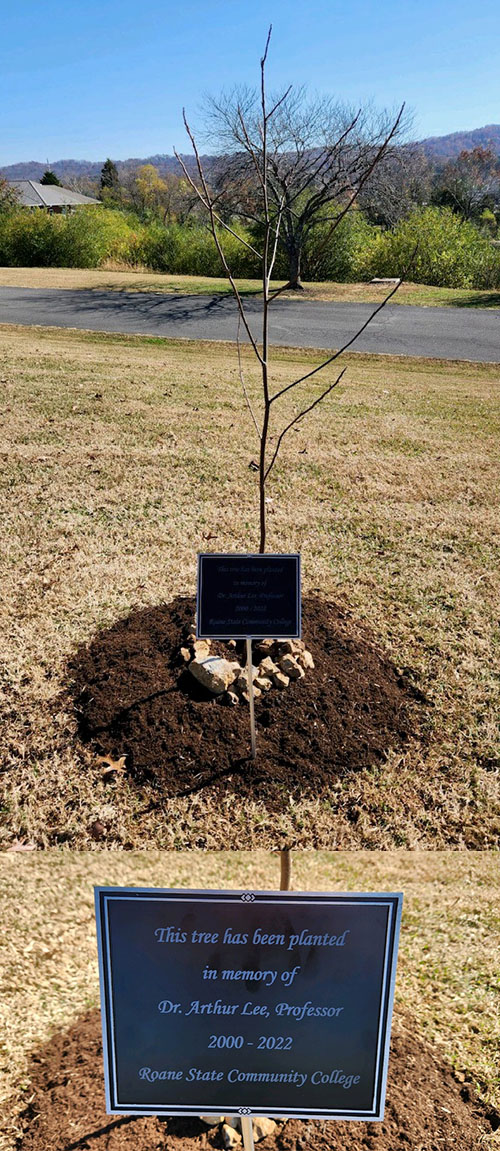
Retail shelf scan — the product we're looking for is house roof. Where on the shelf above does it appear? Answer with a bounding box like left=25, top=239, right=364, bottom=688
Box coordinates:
left=9, top=180, right=100, bottom=207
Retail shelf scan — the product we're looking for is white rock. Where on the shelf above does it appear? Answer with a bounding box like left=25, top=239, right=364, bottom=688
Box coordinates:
left=298, top=649, right=314, bottom=670
left=259, top=656, right=279, bottom=676
left=222, top=1122, right=242, bottom=1148
left=225, top=690, right=240, bottom=706
left=180, top=646, right=191, bottom=663
left=237, top=665, right=260, bottom=688
left=224, top=1118, right=241, bottom=1131
left=279, top=654, right=304, bottom=680
left=253, top=1117, right=277, bottom=1141
left=291, top=638, right=305, bottom=653
left=254, top=674, right=272, bottom=692
left=200, top=1116, right=224, bottom=1127
left=193, top=639, right=211, bottom=659
left=189, top=656, right=238, bottom=694
left=273, top=670, right=290, bottom=689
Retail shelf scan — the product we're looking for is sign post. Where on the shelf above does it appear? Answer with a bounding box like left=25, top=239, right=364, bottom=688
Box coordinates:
left=197, top=554, right=302, bottom=759
left=95, top=885, right=402, bottom=1124
left=245, top=637, right=257, bottom=759
left=241, top=1113, right=255, bottom=1151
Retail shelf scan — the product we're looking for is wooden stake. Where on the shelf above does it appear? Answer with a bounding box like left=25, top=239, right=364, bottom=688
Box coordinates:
left=241, top=1115, right=255, bottom=1151
left=280, top=848, right=291, bottom=891
left=246, top=637, right=257, bottom=759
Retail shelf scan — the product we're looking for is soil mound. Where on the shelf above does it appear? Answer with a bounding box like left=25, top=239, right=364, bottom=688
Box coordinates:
left=69, top=596, right=421, bottom=805
left=18, top=1008, right=495, bottom=1150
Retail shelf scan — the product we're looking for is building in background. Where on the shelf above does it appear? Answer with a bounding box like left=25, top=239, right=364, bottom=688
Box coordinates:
left=8, top=180, right=100, bottom=213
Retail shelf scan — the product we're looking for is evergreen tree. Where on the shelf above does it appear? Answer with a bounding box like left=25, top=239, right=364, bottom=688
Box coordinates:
left=100, top=158, right=120, bottom=192
left=40, top=169, right=62, bottom=186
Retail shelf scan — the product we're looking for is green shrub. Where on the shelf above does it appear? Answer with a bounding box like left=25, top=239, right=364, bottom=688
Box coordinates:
left=0, top=207, right=145, bottom=268
left=479, top=208, right=498, bottom=237
left=1, top=201, right=498, bottom=289
left=140, top=221, right=260, bottom=277
left=57, top=208, right=143, bottom=266
left=0, top=206, right=260, bottom=275
left=358, top=205, right=500, bottom=288
left=301, top=210, right=380, bottom=282
left=0, top=208, right=62, bottom=266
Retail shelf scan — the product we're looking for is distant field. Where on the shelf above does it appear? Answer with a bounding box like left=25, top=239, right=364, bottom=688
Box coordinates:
left=0, top=852, right=498, bottom=1151
left=0, top=324, right=499, bottom=849
left=1, top=265, right=500, bottom=307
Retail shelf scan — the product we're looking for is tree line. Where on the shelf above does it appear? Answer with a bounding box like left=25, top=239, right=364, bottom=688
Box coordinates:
left=1, top=86, right=499, bottom=291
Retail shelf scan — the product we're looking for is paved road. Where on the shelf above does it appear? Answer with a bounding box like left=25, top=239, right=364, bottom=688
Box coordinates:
left=1, top=285, right=499, bottom=362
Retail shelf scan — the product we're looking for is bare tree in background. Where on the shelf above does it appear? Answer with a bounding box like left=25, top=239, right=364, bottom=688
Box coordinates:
left=433, top=147, right=500, bottom=222
left=175, top=28, right=410, bottom=553
left=358, top=144, right=432, bottom=227
left=202, top=76, right=408, bottom=289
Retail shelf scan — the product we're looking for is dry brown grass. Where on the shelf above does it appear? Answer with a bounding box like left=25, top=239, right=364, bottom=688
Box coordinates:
left=0, top=324, right=499, bottom=848
left=1, top=266, right=499, bottom=307
left=0, top=851, right=498, bottom=1151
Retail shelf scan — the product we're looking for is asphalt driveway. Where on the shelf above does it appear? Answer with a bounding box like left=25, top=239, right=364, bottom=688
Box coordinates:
left=1, top=286, right=499, bottom=361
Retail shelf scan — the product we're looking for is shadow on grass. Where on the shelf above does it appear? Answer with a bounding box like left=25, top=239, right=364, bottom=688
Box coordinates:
left=445, top=292, right=500, bottom=308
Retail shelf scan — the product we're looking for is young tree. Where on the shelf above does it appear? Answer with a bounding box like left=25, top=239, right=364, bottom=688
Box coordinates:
left=40, top=169, right=61, bottom=186
left=201, top=81, right=407, bottom=288
left=175, top=29, right=411, bottom=553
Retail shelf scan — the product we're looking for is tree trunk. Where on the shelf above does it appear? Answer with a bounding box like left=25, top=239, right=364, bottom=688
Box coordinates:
left=286, top=244, right=304, bottom=289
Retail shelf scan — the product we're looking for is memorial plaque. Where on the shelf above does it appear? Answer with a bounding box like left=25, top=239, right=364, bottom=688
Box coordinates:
left=95, top=888, right=402, bottom=1121
left=197, top=553, right=301, bottom=639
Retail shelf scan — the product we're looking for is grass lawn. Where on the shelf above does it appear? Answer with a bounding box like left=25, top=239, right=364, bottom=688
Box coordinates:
left=0, top=851, right=498, bottom=1151
left=0, top=324, right=499, bottom=849
left=1, top=265, right=500, bottom=307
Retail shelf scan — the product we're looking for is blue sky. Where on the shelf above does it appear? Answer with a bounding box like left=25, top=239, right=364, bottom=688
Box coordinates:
left=1, top=0, right=499, bottom=165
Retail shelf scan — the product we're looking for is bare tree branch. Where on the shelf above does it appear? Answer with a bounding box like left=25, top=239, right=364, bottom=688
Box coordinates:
left=175, top=115, right=264, bottom=365
left=174, top=148, right=263, bottom=258
left=269, top=271, right=407, bottom=405
left=265, top=368, right=347, bottom=480
left=306, top=103, right=406, bottom=272
left=236, top=311, right=261, bottom=438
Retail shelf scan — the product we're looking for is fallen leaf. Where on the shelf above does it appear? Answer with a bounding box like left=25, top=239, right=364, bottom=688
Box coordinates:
left=6, top=840, right=37, bottom=852
left=98, top=754, right=127, bottom=779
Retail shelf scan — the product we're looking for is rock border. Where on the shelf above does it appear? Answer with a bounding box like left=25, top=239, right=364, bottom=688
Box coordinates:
left=182, top=627, right=315, bottom=704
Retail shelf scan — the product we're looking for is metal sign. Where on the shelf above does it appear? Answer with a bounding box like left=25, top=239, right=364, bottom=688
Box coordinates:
left=196, top=554, right=301, bottom=640
left=95, top=888, right=402, bottom=1121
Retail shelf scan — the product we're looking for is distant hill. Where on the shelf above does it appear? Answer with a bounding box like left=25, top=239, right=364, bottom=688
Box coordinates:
left=2, top=125, right=500, bottom=182
left=0, top=154, right=202, bottom=183
left=418, top=124, right=500, bottom=159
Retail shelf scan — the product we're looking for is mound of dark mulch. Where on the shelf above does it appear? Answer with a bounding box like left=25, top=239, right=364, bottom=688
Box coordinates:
left=18, top=1008, right=496, bottom=1151
left=69, top=596, right=423, bottom=805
